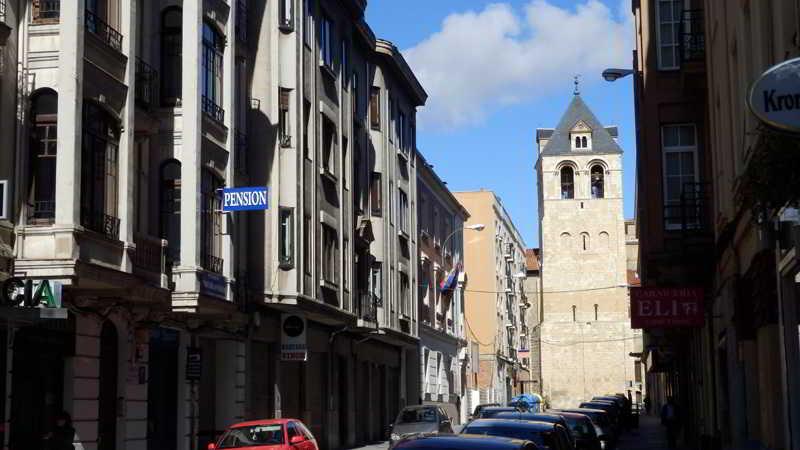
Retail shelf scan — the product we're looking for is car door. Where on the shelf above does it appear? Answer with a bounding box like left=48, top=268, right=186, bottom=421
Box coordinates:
left=287, top=421, right=313, bottom=450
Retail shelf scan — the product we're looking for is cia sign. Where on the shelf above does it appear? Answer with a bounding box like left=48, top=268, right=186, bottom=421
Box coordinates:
left=748, top=57, right=800, bottom=132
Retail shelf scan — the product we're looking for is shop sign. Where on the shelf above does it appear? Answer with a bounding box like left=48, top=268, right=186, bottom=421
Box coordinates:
left=0, top=277, right=68, bottom=319
left=222, top=186, right=269, bottom=212
left=186, top=347, right=202, bottom=381
left=281, top=313, right=307, bottom=362
left=199, top=272, right=226, bottom=300
left=748, top=57, right=800, bottom=132
left=630, top=287, right=704, bottom=329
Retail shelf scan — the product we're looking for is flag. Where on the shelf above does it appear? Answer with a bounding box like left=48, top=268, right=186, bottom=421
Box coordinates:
left=440, top=267, right=459, bottom=292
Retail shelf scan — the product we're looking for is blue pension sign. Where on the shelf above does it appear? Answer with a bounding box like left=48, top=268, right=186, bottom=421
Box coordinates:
left=222, top=187, right=269, bottom=212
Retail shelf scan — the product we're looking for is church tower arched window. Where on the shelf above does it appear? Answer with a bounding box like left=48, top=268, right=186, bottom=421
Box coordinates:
left=560, top=166, right=575, bottom=199
left=591, top=165, right=604, bottom=199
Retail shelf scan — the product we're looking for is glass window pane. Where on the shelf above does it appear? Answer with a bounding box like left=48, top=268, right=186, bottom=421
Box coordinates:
left=680, top=152, right=695, bottom=175
left=673, top=1, right=682, bottom=22
left=659, top=0, right=673, bottom=22
left=660, top=24, right=674, bottom=45
left=661, top=46, right=676, bottom=68
left=679, top=125, right=695, bottom=146
left=663, top=126, right=679, bottom=147
left=665, top=152, right=680, bottom=175
left=665, top=177, right=681, bottom=201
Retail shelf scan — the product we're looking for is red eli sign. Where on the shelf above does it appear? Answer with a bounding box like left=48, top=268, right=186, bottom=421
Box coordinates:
left=630, top=287, right=704, bottom=329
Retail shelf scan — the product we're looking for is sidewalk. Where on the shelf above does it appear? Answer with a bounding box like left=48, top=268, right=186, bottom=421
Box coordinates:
left=618, top=414, right=671, bottom=450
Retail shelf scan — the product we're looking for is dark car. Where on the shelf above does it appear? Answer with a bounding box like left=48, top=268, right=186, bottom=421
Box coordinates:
left=593, top=396, right=634, bottom=428
left=490, top=413, right=575, bottom=448
left=479, top=406, right=525, bottom=419
left=462, top=419, right=573, bottom=450
left=579, top=402, right=621, bottom=431
left=557, top=409, right=615, bottom=450
left=550, top=411, right=602, bottom=450
left=471, top=403, right=502, bottom=419
left=389, top=406, right=454, bottom=447
left=393, top=433, right=538, bottom=450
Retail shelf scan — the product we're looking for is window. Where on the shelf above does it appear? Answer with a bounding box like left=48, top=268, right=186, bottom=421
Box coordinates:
left=200, top=170, right=223, bottom=273
left=320, top=15, right=333, bottom=69
left=279, top=0, right=294, bottom=31
left=160, top=7, right=182, bottom=105
left=353, top=138, right=363, bottom=214
left=371, top=262, right=383, bottom=306
left=388, top=97, right=395, bottom=143
left=32, top=0, right=61, bottom=24
left=594, top=304, right=599, bottom=321
left=399, top=273, right=410, bottom=316
left=398, top=189, right=409, bottom=235
left=303, top=0, right=312, bottom=47
left=572, top=305, right=577, bottom=322
left=160, top=160, right=181, bottom=262
left=398, top=111, right=406, bottom=151
left=582, top=136, right=588, bottom=148
left=304, top=214, right=312, bottom=275
left=580, top=233, right=589, bottom=251
left=560, top=232, right=571, bottom=249
left=370, top=172, right=382, bottom=216
left=343, top=238, right=349, bottom=291
left=80, top=102, right=120, bottom=239
left=341, top=40, right=349, bottom=83
left=28, top=90, right=58, bottom=223
left=279, top=207, right=295, bottom=269
left=322, top=224, right=338, bottom=285
left=279, top=88, right=292, bottom=147
left=662, top=124, right=698, bottom=229
left=321, top=115, right=336, bottom=178
left=656, top=0, right=682, bottom=70
left=370, top=87, right=381, bottom=129
left=342, top=136, right=349, bottom=188
left=575, top=136, right=581, bottom=148
left=560, top=166, right=575, bottom=199
left=598, top=231, right=610, bottom=249
left=202, top=22, right=225, bottom=121
left=303, top=100, right=311, bottom=160
left=351, top=71, right=360, bottom=121
left=590, top=165, right=604, bottom=199
left=0, top=180, right=7, bottom=220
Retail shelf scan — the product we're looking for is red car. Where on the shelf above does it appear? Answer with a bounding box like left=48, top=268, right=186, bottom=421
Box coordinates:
left=208, top=418, right=319, bottom=450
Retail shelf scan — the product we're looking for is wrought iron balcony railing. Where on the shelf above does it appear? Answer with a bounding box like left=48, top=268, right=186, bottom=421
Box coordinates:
left=132, top=233, right=167, bottom=275
left=202, top=95, right=225, bottom=123
left=30, top=200, right=55, bottom=223
left=135, top=57, right=158, bottom=109
left=664, top=182, right=712, bottom=233
left=201, top=251, right=224, bottom=274
left=32, top=0, right=60, bottom=23
left=359, top=292, right=377, bottom=323
left=681, top=9, right=705, bottom=62
left=81, top=209, right=121, bottom=240
left=85, top=9, right=123, bottom=52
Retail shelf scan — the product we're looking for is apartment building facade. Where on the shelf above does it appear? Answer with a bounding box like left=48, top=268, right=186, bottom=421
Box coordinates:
left=416, top=152, right=469, bottom=423
left=454, top=190, right=528, bottom=409
left=521, top=248, right=542, bottom=396
left=535, top=94, right=641, bottom=409
left=0, top=1, right=428, bottom=449
left=633, top=1, right=800, bottom=450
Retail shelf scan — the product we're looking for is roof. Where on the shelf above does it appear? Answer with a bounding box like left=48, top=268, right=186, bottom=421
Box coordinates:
left=394, top=433, right=534, bottom=449
left=538, top=95, right=623, bottom=157
left=229, top=418, right=297, bottom=428
left=465, top=418, right=558, bottom=431
left=525, top=249, right=540, bottom=272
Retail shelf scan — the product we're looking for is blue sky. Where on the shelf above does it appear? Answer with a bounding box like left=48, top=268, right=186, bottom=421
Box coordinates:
left=367, top=0, right=636, bottom=247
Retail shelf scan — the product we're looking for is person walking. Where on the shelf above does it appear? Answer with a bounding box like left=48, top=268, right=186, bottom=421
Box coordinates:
left=660, top=397, right=681, bottom=449
left=43, top=411, right=75, bottom=450
left=644, top=396, right=651, bottom=415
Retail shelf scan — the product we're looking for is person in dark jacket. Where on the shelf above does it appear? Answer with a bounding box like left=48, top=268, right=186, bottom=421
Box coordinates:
left=660, top=398, right=681, bottom=449
left=43, top=411, right=75, bottom=450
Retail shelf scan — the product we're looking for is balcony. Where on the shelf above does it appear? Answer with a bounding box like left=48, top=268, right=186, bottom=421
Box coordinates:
left=85, top=9, right=122, bottom=52
left=201, top=251, right=224, bottom=274
left=135, top=57, right=158, bottom=110
left=359, top=292, right=377, bottom=324
left=132, top=234, right=170, bottom=287
left=681, top=10, right=705, bottom=63
left=80, top=209, right=120, bottom=240
left=235, top=130, right=248, bottom=175
left=202, top=96, right=225, bottom=123
left=32, top=0, right=60, bottom=24
left=29, top=200, right=55, bottom=224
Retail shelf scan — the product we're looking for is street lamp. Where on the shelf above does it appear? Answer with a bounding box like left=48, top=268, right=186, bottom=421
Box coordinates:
left=602, top=68, right=635, bottom=82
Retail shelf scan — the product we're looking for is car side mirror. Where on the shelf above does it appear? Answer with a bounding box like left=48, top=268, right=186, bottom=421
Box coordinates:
left=207, top=444, right=216, bottom=450
left=290, top=435, right=305, bottom=445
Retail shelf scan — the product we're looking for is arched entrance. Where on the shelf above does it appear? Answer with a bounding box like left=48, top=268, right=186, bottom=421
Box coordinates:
left=98, top=321, right=119, bottom=450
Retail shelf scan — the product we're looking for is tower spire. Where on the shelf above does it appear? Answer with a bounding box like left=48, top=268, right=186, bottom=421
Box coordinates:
left=574, top=75, right=581, bottom=96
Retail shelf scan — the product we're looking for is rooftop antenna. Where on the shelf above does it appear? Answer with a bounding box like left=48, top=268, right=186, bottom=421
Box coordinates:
left=574, top=74, right=581, bottom=96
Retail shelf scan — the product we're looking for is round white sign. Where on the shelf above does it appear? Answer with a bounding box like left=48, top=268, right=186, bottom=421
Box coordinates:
left=749, top=57, right=800, bottom=132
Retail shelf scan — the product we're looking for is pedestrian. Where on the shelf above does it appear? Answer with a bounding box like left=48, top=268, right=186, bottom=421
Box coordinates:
left=660, top=397, right=681, bottom=449
left=644, top=396, right=651, bottom=415
left=43, top=411, right=75, bottom=450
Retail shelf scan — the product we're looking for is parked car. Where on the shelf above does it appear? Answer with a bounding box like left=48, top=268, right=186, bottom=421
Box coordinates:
left=470, top=403, right=502, bottom=420
left=208, top=418, right=317, bottom=450
left=462, top=418, right=573, bottom=450
left=578, top=402, right=621, bottom=432
left=557, top=408, right=615, bottom=450
left=393, top=433, right=539, bottom=450
left=389, top=405, right=454, bottom=448
left=490, top=413, right=575, bottom=448
left=550, top=411, right=602, bottom=450
left=593, top=395, right=635, bottom=429
left=478, top=406, right=525, bottom=419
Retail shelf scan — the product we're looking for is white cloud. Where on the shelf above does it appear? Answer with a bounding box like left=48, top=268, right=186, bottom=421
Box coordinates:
left=404, top=0, right=633, bottom=129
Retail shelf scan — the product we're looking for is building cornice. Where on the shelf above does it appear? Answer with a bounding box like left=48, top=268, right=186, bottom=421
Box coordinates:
left=375, top=39, right=428, bottom=107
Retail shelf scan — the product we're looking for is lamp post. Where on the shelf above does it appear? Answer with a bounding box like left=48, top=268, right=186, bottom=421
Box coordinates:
left=438, top=223, right=484, bottom=333
left=602, top=68, right=635, bottom=82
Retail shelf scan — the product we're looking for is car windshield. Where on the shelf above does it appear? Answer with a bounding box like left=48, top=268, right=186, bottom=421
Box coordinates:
left=462, top=426, right=546, bottom=447
left=398, top=408, right=437, bottom=423
left=565, top=418, right=595, bottom=438
left=218, top=424, right=284, bottom=448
